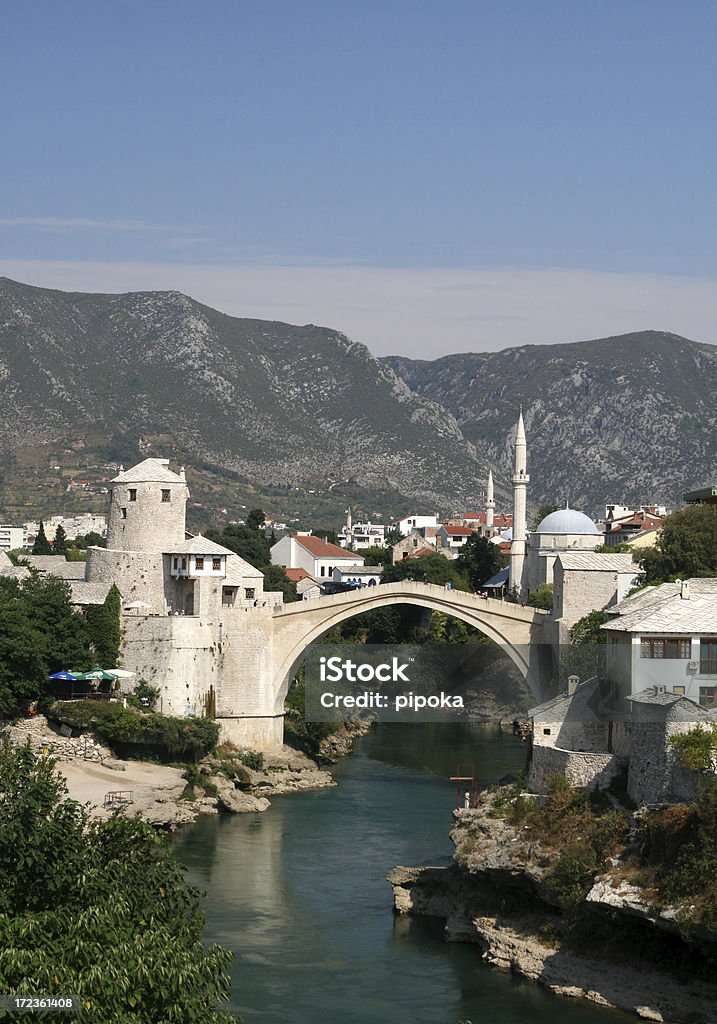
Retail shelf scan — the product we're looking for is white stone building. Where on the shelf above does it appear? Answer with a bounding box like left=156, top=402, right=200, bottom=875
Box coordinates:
left=602, top=578, right=717, bottom=708
left=551, top=551, right=639, bottom=643
left=270, top=532, right=363, bottom=581
left=0, top=525, right=27, bottom=551
left=331, top=565, right=382, bottom=587
left=523, top=507, right=602, bottom=594
left=394, top=514, right=439, bottom=537
left=337, top=508, right=386, bottom=550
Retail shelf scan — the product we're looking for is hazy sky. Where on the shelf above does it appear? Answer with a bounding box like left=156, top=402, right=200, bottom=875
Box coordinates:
left=2, top=1, right=715, bottom=356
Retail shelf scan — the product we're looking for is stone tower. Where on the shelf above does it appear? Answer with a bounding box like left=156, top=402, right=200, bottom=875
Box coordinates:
left=106, top=459, right=188, bottom=552
left=509, top=410, right=529, bottom=595
left=486, top=469, right=495, bottom=534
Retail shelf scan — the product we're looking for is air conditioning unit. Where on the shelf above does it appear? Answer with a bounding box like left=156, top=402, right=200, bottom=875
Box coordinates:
left=688, top=660, right=698, bottom=670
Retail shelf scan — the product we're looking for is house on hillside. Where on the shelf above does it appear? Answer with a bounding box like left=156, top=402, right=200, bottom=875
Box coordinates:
left=270, top=533, right=363, bottom=581
left=394, top=514, right=439, bottom=537
left=391, top=528, right=439, bottom=563
left=437, top=523, right=474, bottom=555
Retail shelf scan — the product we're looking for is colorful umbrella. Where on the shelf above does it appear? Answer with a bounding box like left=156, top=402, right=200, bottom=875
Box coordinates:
left=48, top=670, right=77, bottom=681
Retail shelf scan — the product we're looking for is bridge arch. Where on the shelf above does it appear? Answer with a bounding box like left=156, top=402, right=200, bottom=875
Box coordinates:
left=271, top=581, right=548, bottom=714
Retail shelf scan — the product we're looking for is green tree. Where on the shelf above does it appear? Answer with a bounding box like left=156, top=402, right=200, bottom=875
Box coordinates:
left=0, top=582, right=47, bottom=715
left=381, top=552, right=466, bottom=589
left=32, top=520, right=52, bottom=555
left=594, top=542, right=633, bottom=554
left=455, top=534, right=502, bottom=591
left=0, top=738, right=240, bottom=1023
left=559, top=609, right=609, bottom=686
left=85, top=584, right=122, bottom=667
left=206, top=525, right=270, bottom=569
left=52, top=524, right=68, bottom=555
left=637, top=504, right=717, bottom=582
left=69, top=531, right=106, bottom=549
left=246, top=508, right=265, bottom=531
left=262, top=564, right=298, bottom=602
left=527, top=583, right=554, bottom=610
left=569, top=609, right=610, bottom=646
left=361, top=544, right=388, bottom=565
left=21, top=574, right=91, bottom=676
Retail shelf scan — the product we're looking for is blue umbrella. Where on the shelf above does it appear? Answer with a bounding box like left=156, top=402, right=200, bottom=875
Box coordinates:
left=48, top=670, right=77, bottom=681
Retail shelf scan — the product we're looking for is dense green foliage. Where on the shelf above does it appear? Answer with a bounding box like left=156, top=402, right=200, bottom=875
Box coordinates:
left=84, top=584, right=122, bottom=667
left=126, top=680, right=160, bottom=711
left=0, top=575, right=92, bottom=715
left=637, top=504, right=717, bottom=582
left=671, top=724, right=717, bottom=773
left=68, top=531, right=107, bottom=549
left=454, top=533, right=503, bottom=590
left=558, top=609, right=609, bottom=685
left=261, top=564, right=298, bottom=602
left=382, top=552, right=467, bottom=588
left=49, top=701, right=219, bottom=762
left=527, top=583, right=553, bottom=610
left=0, top=739, right=239, bottom=1023
left=639, top=781, right=717, bottom=934
left=206, top=524, right=270, bottom=569
left=32, top=521, right=52, bottom=555
left=283, top=671, right=334, bottom=759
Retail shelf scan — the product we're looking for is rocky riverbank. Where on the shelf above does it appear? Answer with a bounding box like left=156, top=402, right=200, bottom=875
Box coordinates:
left=1, top=715, right=335, bottom=830
left=388, top=793, right=717, bottom=1024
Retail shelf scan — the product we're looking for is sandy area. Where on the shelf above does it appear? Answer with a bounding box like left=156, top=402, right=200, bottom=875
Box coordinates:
left=58, top=759, right=187, bottom=819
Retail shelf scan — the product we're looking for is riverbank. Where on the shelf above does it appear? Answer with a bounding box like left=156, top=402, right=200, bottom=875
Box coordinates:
left=389, top=789, right=717, bottom=1024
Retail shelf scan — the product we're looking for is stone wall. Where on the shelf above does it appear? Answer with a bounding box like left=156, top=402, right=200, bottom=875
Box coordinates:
left=627, top=720, right=701, bottom=805
left=530, top=743, right=623, bottom=792
left=1, top=716, right=114, bottom=763
left=87, top=547, right=166, bottom=613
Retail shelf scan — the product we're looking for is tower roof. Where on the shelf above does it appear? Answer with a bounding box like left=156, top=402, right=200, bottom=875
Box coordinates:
left=112, top=458, right=186, bottom=484
left=515, top=410, right=526, bottom=445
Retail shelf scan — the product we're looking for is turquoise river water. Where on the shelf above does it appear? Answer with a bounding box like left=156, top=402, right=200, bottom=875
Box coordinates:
left=173, top=723, right=630, bottom=1024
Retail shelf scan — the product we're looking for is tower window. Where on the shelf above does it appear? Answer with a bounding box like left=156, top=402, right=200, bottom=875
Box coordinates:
left=128, top=488, right=137, bottom=502
left=161, top=489, right=171, bottom=503
left=195, top=557, right=204, bottom=570
left=121, top=508, right=127, bottom=519
left=212, top=557, right=221, bottom=571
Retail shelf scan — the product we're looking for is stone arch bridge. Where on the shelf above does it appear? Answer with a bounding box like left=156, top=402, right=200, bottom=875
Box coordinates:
left=223, top=581, right=549, bottom=748
left=122, top=581, right=550, bottom=750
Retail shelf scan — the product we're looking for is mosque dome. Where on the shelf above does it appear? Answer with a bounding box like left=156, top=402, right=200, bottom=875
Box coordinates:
left=534, top=508, right=600, bottom=536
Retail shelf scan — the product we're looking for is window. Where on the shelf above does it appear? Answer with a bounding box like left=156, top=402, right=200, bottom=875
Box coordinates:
left=121, top=507, right=127, bottom=519
left=161, top=489, right=171, bottom=503
left=212, top=557, right=221, bottom=571
left=672, top=686, right=686, bottom=696
left=700, top=639, right=717, bottom=675
left=320, top=566, right=325, bottom=577
left=173, top=557, right=178, bottom=570
left=195, top=556, right=204, bottom=571
left=181, top=557, right=186, bottom=570
left=543, top=728, right=551, bottom=736
left=245, top=587, right=255, bottom=600
left=699, top=686, right=716, bottom=708
left=128, top=488, right=137, bottom=501
left=640, top=637, right=691, bottom=659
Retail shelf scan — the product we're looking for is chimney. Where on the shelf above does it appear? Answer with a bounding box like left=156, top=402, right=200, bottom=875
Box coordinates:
left=567, top=675, right=579, bottom=696
left=680, top=580, right=690, bottom=600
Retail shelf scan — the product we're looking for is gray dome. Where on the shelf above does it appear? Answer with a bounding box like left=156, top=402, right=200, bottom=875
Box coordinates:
left=535, top=508, right=600, bottom=535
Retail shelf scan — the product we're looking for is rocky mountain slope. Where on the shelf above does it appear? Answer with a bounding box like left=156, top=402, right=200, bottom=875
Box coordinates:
left=0, top=277, right=497, bottom=521
left=384, top=331, right=717, bottom=513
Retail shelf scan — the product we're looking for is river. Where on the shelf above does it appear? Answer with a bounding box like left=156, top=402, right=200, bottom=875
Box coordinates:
left=173, top=723, right=628, bottom=1024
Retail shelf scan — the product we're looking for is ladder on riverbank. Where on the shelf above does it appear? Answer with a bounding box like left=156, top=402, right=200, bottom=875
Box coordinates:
left=449, top=764, right=476, bottom=810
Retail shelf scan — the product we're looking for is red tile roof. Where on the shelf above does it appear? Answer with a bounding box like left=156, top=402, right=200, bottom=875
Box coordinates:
left=291, top=534, right=356, bottom=559
left=285, top=567, right=312, bottom=582
left=443, top=524, right=475, bottom=536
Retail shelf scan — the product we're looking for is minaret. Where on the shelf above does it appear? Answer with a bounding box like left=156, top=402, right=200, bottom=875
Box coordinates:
left=509, top=409, right=529, bottom=595
left=345, top=506, right=353, bottom=533
left=486, top=470, right=495, bottom=534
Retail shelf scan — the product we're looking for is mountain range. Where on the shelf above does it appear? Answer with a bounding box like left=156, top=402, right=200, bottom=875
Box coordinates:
left=1, top=276, right=714, bottom=526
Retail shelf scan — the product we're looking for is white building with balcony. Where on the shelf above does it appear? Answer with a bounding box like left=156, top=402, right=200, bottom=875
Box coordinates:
left=602, top=578, right=717, bottom=707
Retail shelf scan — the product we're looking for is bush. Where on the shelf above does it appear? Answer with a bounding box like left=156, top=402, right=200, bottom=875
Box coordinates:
left=49, top=701, right=219, bottom=762
left=239, top=750, right=264, bottom=771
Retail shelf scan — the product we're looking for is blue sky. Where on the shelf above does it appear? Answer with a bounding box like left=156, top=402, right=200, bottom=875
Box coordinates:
left=1, top=1, right=715, bottom=354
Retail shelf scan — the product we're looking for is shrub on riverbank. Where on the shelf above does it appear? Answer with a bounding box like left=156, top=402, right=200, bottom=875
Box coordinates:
left=48, top=700, right=219, bottom=762
left=0, top=737, right=240, bottom=1023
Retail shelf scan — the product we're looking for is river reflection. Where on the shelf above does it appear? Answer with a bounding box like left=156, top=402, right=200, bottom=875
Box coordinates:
left=173, top=723, right=630, bottom=1024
